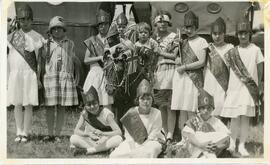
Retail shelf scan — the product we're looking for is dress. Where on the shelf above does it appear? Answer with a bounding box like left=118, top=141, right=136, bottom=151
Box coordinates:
left=110, top=107, right=164, bottom=158
left=221, top=44, right=264, bottom=118
left=43, top=37, right=78, bottom=106
left=171, top=37, right=208, bottom=111
left=83, top=34, right=113, bottom=105
left=7, top=29, right=44, bottom=106
left=203, top=44, right=233, bottom=116
left=182, top=115, right=231, bottom=158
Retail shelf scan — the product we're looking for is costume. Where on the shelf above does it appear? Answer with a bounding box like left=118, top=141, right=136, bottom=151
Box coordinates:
left=7, top=29, right=44, bottom=106
left=83, top=34, right=114, bottom=105
left=110, top=107, right=164, bottom=158
left=43, top=37, right=78, bottom=106
left=221, top=43, right=264, bottom=118
left=171, top=37, right=208, bottom=111
left=182, top=115, right=230, bottom=158
left=204, top=43, right=233, bottom=115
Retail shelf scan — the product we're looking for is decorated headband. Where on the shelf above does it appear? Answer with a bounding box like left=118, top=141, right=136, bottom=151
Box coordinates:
left=154, top=14, right=171, bottom=25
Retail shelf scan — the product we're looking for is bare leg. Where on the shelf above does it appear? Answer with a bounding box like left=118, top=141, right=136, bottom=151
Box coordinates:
left=179, top=110, right=188, bottom=130
left=88, top=135, right=123, bottom=154
left=70, top=134, right=95, bottom=148
left=14, top=105, right=23, bottom=136
left=55, top=106, right=65, bottom=136
left=238, top=116, right=250, bottom=156
left=23, top=105, right=33, bottom=136
left=228, top=117, right=240, bottom=151
left=46, top=106, right=55, bottom=135
left=160, top=104, right=168, bottom=135
left=167, top=109, right=176, bottom=140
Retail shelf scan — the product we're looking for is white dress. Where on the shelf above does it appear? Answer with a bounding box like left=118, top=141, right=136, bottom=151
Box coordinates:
left=221, top=44, right=264, bottom=118
left=203, top=44, right=234, bottom=116
left=83, top=34, right=114, bottom=106
left=110, top=107, right=164, bottom=158
left=7, top=30, right=44, bottom=106
left=171, top=37, right=208, bottom=111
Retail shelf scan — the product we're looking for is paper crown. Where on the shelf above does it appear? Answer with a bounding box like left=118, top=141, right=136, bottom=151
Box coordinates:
left=116, top=13, right=128, bottom=25
left=236, top=17, right=251, bottom=32
left=16, top=4, right=33, bottom=20
left=49, top=16, right=66, bottom=31
left=136, top=79, right=152, bottom=97
left=154, top=10, right=172, bottom=27
left=82, top=86, right=99, bottom=104
left=184, top=11, right=198, bottom=29
left=96, top=9, right=111, bottom=24
left=211, top=17, right=226, bottom=33
left=198, top=90, right=214, bottom=108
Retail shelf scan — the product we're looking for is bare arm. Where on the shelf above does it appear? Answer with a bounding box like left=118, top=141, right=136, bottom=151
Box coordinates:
left=74, top=115, right=89, bottom=137
left=84, top=49, right=103, bottom=65
left=100, top=114, right=122, bottom=137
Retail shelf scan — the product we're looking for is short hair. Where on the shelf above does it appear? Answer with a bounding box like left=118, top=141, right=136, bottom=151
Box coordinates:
left=137, top=22, right=152, bottom=34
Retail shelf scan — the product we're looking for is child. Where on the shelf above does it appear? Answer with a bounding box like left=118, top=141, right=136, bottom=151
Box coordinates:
left=110, top=79, right=165, bottom=158
left=7, top=4, right=45, bottom=142
left=181, top=90, right=231, bottom=158
left=83, top=10, right=113, bottom=109
left=204, top=17, right=233, bottom=116
left=152, top=10, right=178, bottom=143
left=171, top=11, right=208, bottom=130
left=70, top=86, right=123, bottom=156
left=43, top=16, right=78, bottom=142
left=220, top=18, right=264, bottom=157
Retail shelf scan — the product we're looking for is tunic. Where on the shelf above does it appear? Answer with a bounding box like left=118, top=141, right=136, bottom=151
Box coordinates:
left=7, top=29, right=44, bottom=106
left=221, top=43, right=264, bottom=118
left=204, top=43, right=233, bottom=116
left=171, top=37, right=208, bottom=111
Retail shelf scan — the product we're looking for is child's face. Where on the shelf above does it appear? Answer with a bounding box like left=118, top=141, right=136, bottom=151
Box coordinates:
left=98, top=22, right=110, bottom=36
left=84, top=100, right=100, bottom=115
left=184, top=25, right=197, bottom=38
left=198, top=105, right=213, bottom=121
left=238, top=31, right=250, bottom=46
left=156, top=20, right=169, bottom=32
left=212, top=32, right=225, bottom=46
left=18, top=17, right=32, bottom=32
left=117, top=24, right=127, bottom=37
left=138, top=93, right=152, bottom=114
left=51, top=26, right=65, bottom=40
left=138, top=28, right=150, bottom=44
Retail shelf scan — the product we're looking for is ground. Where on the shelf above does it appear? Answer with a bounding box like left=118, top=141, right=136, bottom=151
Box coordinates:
left=7, top=107, right=264, bottom=158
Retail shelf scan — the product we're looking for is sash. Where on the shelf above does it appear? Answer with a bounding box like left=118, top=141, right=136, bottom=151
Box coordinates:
left=182, top=40, right=204, bottom=89
left=207, top=44, right=229, bottom=91
left=9, top=30, right=37, bottom=73
left=83, top=36, right=104, bottom=67
left=120, top=108, right=148, bottom=144
left=82, top=111, right=112, bottom=132
left=185, top=115, right=215, bottom=133
left=224, top=47, right=260, bottom=105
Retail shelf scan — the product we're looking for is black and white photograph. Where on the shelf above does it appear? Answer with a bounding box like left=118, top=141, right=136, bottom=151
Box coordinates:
left=1, top=0, right=269, bottom=162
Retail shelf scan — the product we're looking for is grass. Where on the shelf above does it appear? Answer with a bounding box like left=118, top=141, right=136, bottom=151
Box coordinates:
left=7, top=107, right=264, bottom=158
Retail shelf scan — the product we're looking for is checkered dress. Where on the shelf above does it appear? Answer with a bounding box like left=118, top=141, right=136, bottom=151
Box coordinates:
left=43, top=38, right=78, bottom=106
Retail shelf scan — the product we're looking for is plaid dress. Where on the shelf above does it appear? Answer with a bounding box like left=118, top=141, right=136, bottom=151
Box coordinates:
left=43, top=37, right=78, bottom=106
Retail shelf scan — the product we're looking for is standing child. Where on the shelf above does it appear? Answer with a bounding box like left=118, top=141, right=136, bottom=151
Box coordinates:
left=7, top=4, right=45, bottom=142
left=181, top=90, right=231, bottom=158
left=171, top=11, right=208, bottom=130
left=43, top=16, right=78, bottom=142
left=204, top=17, right=233, bottom=116
left=70, top=86, right=123, bottom=156
left=221, top=18, right=264, bottom=157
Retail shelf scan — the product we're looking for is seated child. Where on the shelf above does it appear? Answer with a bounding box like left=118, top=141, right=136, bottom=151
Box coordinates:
left=110, top=79, right=165, bottom=158
left=70, top=86, right=123, bottom=156
left=181, top=90, right=231, bottom=158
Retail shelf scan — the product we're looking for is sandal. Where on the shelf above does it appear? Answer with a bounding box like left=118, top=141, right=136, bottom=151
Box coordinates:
left=54, top=136, right=61, bottom=143
left=21, top=135, right=29, bottom=143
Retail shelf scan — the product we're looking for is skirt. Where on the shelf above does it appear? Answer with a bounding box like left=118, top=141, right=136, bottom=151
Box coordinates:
left=44, top=71, right=78, bottom=106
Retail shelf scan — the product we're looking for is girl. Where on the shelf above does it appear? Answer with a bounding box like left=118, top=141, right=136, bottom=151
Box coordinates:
left=204, top=17, right=233, bottom=116
left=221, top=18, right=264, bottom=157
left=7, top=4, right=45, bottom=142
left=83, top=10, right=113, bottom=109
left=70, top=86, right=122, bottom=156
left=43, top=16, right=78, bottom=142
left=152, top=10, right=177, bottom=143
left=171, top=11, right=208, bottom=130
left=110, top=79, right=164, bottom=158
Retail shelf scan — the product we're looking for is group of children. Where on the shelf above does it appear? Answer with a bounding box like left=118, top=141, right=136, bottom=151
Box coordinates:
left=7, top=3, right=264, bottom=158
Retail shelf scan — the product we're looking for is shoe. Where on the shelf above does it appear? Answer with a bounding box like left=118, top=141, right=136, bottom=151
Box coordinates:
left=21, top=135, right=29, bottom=143
left=14, top=135, right=21, bottom=143
left=42, top=135, right=55, bottom=142
left=54, top=136, right=61, bottom=143
left=73, top=148, right=87, bottom=156
left=238, top=144, right=250, bottom=157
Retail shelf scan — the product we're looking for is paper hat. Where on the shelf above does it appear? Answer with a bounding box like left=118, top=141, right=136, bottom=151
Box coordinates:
left=198, top=90, right=214, bottom=109
left=96, top=9, right=111, bottom=24
left=211, top=17, right=226, bottom=33
left=184, top=11, right=198, bottom=29
left=136, top=79, right=152, bottom=97
left=49, top=16, right=66, bottom=32
left=116, top=13, right=128, bottom=26
left=82, top=86, right=99, bottom=104
left=16, top=4, right=33, bottom=20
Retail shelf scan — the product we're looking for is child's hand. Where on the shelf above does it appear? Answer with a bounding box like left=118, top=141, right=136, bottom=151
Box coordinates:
left=88, top=133, right=100, bottom=141
left=176, top=65, right=185, bottom=74
left=94, top=129, right=103, bottom=136
left=95, top=136, right=108, bottom=145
